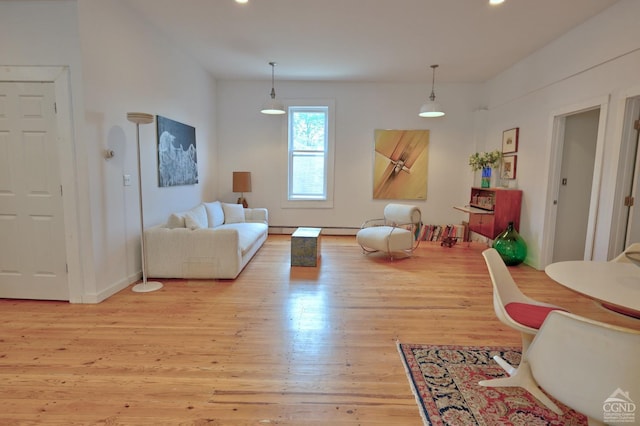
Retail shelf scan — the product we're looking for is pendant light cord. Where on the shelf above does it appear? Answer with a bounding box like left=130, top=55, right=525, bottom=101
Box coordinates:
left=430, top=64, right=438, bottom=101
left=269, top=61, right=277, bottom=100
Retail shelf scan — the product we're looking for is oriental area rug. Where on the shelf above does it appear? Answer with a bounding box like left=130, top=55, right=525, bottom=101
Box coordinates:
left=397, top=343, right=587, bottom=426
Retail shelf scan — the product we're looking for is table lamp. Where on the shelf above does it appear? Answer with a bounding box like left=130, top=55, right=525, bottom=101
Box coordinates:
left=233, top=171, right=251, bottom=208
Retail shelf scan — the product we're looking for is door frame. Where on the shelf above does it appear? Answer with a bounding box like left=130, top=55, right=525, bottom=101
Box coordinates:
left=541, top=95, right=610, bottom=267
left=609, top=87, right=640, bottom=257
left=1, top=66, right=83, bottom=302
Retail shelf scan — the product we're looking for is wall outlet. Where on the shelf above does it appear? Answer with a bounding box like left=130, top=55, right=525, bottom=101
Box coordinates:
left=123, top=174, right=131, bottom=186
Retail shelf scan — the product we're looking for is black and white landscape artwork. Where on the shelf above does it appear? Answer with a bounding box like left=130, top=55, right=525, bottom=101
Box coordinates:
left=156, top=115, right=198, bottom=187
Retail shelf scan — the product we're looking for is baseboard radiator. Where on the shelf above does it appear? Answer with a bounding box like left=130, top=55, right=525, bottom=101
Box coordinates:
left=269, top=226, right=360, bottom=236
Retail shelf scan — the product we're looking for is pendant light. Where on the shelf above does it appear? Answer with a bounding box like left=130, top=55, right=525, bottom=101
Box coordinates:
left=260, top=61, right=286, bottom=115
left=419, top=64, right=445, bottom=118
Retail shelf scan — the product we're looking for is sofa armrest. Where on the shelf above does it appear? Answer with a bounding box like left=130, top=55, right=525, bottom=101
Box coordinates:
left=144, top=226, right=243, bottom=278
left=245, top=207, right=268, bottom=224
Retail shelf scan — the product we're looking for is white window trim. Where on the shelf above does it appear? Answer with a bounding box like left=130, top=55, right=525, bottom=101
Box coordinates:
left=281, top=98, right=335, bottom=209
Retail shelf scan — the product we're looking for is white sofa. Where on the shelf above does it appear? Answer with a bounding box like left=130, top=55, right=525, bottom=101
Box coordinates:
left=144, top=201, right=268, bottom=279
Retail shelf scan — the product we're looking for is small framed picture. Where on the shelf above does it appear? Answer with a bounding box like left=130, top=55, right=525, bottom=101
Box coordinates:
left=502, top=127, right=519, bottom=154
left=501, top=155, right=517, bottom=179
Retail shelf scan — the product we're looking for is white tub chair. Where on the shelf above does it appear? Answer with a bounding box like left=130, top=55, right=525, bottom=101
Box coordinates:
left=356, top=203, right=421, bottom=260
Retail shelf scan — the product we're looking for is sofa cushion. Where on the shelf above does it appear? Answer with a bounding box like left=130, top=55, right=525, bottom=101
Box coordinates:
left=166, top=213, right=186, bottom=229
left=184, top=204, right=208, bottom=230
left=220, top=222, right=268, bottom=256
left=222, top=203, right=245, bottom=224
left=204, top=201, right=225, bottom=228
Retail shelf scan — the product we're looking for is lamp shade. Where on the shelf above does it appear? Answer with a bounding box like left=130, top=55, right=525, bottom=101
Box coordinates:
left=419, top=101, right=445, bottom=117
left=233, top=171, right=252, bottom=193
left=260, top=99, right=286, bottom=115
left=127, top=112, right=154, bottom=124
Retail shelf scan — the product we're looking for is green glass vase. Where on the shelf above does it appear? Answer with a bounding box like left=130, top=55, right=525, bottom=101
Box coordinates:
left=493, top=221, right=527, bottom=266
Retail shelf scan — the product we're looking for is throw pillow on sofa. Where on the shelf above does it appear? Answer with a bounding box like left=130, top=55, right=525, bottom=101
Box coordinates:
left=166, top=213, right=186, bottom=229
left=184, top=204, right=208, bottom=230
left=204, top=201, right=225, bottom=228
left=222, top=202, right=245, bottom=224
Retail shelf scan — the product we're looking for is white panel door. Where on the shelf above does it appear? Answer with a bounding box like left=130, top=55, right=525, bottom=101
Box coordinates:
left=0, top=82, right=68, bottom=300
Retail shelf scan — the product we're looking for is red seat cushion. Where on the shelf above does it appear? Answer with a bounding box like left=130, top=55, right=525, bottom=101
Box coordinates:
left=505, top=302, right=567, bottom=329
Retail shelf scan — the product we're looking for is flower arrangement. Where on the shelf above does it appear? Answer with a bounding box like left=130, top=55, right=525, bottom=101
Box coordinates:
left=469, top=150, right=502, bottom=171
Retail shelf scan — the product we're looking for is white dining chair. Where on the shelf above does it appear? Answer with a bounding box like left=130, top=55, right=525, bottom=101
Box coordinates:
left=612, top=242, right=640, bottom=265
left=526, top=310, right=640, bottom=423
left=479, top=248, right=568, bottom=414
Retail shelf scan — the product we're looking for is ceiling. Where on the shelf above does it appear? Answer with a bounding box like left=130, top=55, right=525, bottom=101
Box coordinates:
left=124, top=0, right=619, bottom=84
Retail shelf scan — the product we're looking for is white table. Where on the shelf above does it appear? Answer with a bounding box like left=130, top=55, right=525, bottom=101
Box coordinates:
left=545, top=261, right=640, bottom=316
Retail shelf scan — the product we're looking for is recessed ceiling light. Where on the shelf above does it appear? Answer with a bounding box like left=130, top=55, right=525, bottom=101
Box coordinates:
left=235, top=0, right=248, bottom=4
left=489, top=0, right=505, bottom=4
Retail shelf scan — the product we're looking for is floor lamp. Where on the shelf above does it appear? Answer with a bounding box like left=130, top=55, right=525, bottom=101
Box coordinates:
left=127, top=112, right=163, bottom=293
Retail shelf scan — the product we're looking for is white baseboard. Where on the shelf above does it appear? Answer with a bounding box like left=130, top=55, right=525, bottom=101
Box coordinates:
left=79, top=272, right=139, bottom=304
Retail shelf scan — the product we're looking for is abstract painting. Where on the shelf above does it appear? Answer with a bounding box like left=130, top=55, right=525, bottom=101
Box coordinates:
left=373, top=129, right=429, bottom=200
left=156, top=115, right=198, bottom=187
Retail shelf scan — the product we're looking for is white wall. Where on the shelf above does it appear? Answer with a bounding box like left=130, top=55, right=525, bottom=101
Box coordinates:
left=77, top=0, right=218, bottom=301
left=0, top=0, right=96, bottom=301
left=217, top=0, right=640, bottom=269
left=4, top=0, right=638, bottom=303
left=217, top=80, right=481, bottom=231
left=482, top=0, right=640, bottom=268
left=1, top=0, right=218, bottom=302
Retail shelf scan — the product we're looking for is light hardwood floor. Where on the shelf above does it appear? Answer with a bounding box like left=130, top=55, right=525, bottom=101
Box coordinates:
left=1, top=235, right=638, bottom=425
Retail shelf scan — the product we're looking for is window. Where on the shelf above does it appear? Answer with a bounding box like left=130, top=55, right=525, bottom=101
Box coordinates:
left=289, top=106, right=327, bottom=199
left=283, top=100, right=334, bottom=208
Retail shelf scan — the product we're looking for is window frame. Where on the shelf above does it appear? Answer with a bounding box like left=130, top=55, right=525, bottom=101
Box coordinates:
left=281, top=99, right=335, bottom=209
